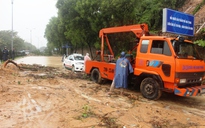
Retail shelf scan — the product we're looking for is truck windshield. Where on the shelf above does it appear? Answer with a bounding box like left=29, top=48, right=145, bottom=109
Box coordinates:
left=171, top=40, right=202, bottom=60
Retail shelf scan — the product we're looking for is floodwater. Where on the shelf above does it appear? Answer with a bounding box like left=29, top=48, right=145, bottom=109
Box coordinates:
left=15, top=56, right=63, bottom=68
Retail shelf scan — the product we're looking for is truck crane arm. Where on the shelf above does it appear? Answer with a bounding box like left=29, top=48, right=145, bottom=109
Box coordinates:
left=98, top=23, right=150, bottom=61
left=99, top=23, right=150, bottom=38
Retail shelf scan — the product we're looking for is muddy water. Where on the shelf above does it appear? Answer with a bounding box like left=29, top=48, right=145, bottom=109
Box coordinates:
left=15, top=56, right=63, bottom=68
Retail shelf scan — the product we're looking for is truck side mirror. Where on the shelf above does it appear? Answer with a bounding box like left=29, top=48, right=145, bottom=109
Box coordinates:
left=178, top=37, right=184, bottom=43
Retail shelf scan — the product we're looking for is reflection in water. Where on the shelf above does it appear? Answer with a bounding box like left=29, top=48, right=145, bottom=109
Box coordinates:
left=15, top=56, right=63, bottom=68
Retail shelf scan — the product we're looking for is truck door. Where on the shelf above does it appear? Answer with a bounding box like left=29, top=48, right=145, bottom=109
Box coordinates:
left=135, top=39, right=175, bottom=84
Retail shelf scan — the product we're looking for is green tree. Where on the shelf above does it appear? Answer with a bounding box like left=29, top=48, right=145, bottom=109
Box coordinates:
left=54, top=0, right=140, bottom=57
left=45, top=0, right=196, bottom=57
left=44, top=17, right=66, bottom=55
left=0, top=30, right=37, bottom=54
left=0, top=30, right=15, bottom=49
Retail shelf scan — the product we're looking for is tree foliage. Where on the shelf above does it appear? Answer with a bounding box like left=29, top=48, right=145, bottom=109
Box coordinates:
left=0, top=30, right=36, bottom=52
left=194, top=28, right=205, bottom=47
left=45, top=0, right=205, bottom=57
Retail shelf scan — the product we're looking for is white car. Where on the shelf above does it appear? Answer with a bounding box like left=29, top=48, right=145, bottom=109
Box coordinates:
left=63, top=53, right=84, bottom=72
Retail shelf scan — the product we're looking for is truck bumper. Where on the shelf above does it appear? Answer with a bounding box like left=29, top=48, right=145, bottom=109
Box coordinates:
left=174, top=85, right=205, bottom=96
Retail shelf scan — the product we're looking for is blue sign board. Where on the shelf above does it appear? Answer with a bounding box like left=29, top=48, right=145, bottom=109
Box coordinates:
left=162, top=8, right=194, bottom=36
left=62, top=44, right=72, bottom=48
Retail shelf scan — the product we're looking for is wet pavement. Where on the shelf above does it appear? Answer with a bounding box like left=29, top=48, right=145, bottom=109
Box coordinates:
left=14, top=56, right=63, bottom=68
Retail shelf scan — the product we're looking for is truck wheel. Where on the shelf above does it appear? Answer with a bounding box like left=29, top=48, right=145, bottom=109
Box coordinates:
left=140, top=77, right=162, bottom=100
left=91, top=68, right=102, bottom=84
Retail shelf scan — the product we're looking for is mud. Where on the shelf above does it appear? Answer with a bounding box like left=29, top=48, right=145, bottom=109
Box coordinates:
left=0, top=62, right=205, bottom=128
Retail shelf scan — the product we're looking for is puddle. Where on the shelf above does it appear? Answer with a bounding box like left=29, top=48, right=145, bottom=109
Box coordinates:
left=15, top=56, right=63, bottom=68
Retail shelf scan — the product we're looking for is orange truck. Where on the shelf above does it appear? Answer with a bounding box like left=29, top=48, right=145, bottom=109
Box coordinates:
left=85, top=23, right=205, bottom=100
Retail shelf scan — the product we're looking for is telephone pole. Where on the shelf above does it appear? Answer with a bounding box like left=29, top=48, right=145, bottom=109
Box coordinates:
left=11, top=0, right=14, bottom=50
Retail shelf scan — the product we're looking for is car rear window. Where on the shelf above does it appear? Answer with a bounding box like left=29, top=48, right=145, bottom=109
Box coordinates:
left=74, top=56, right=84, bottom=60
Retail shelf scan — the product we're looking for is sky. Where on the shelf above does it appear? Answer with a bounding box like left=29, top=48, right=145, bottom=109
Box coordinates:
left=0, top=0, right=58, bottom=49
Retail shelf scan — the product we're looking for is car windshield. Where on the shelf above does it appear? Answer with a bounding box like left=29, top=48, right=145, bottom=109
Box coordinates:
left=171, top=40, right=202, bottom=60
left=74, top=55, right=84, bottom=60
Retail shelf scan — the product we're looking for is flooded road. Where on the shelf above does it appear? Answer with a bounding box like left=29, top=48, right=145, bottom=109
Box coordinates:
left=15, top=56, right=63, bottom=68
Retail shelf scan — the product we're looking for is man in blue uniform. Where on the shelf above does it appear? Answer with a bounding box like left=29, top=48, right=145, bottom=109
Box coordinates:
left=108, top=51, right=133, bottom=95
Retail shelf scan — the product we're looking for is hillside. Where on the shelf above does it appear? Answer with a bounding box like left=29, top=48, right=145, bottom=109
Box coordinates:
left=179, top=0, right=205, bottom=33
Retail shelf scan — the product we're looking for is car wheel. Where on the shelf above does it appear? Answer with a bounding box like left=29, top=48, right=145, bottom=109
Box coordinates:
left=140, top=77, right=162, bottom=100
left=91, top=68, right=103, bottom=84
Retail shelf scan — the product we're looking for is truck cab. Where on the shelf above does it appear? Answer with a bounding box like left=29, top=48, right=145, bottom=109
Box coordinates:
left=136, top=36, right=205, bottom=99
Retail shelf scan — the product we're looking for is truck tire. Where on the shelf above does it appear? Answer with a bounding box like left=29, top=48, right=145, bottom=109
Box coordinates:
left=91, top=68, right=103, bottom=84
left=140, top=77, right=162, bottom=100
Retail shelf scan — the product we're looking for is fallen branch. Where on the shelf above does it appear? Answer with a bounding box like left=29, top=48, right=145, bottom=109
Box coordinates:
left=3, top=59, right=21, bottom=70
left=3, top=59, right=40, bottom=71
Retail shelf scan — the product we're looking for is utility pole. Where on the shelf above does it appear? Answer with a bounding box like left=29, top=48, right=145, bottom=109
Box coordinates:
left=11, top=0, right=14, bottom=50
left=26, top=28, right=35, bottom=45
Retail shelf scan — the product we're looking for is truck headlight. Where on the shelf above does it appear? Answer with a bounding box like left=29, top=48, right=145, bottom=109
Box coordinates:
left=200, top=77, right=202, bottom=81
left=179, top=79, right=186, bottom=83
